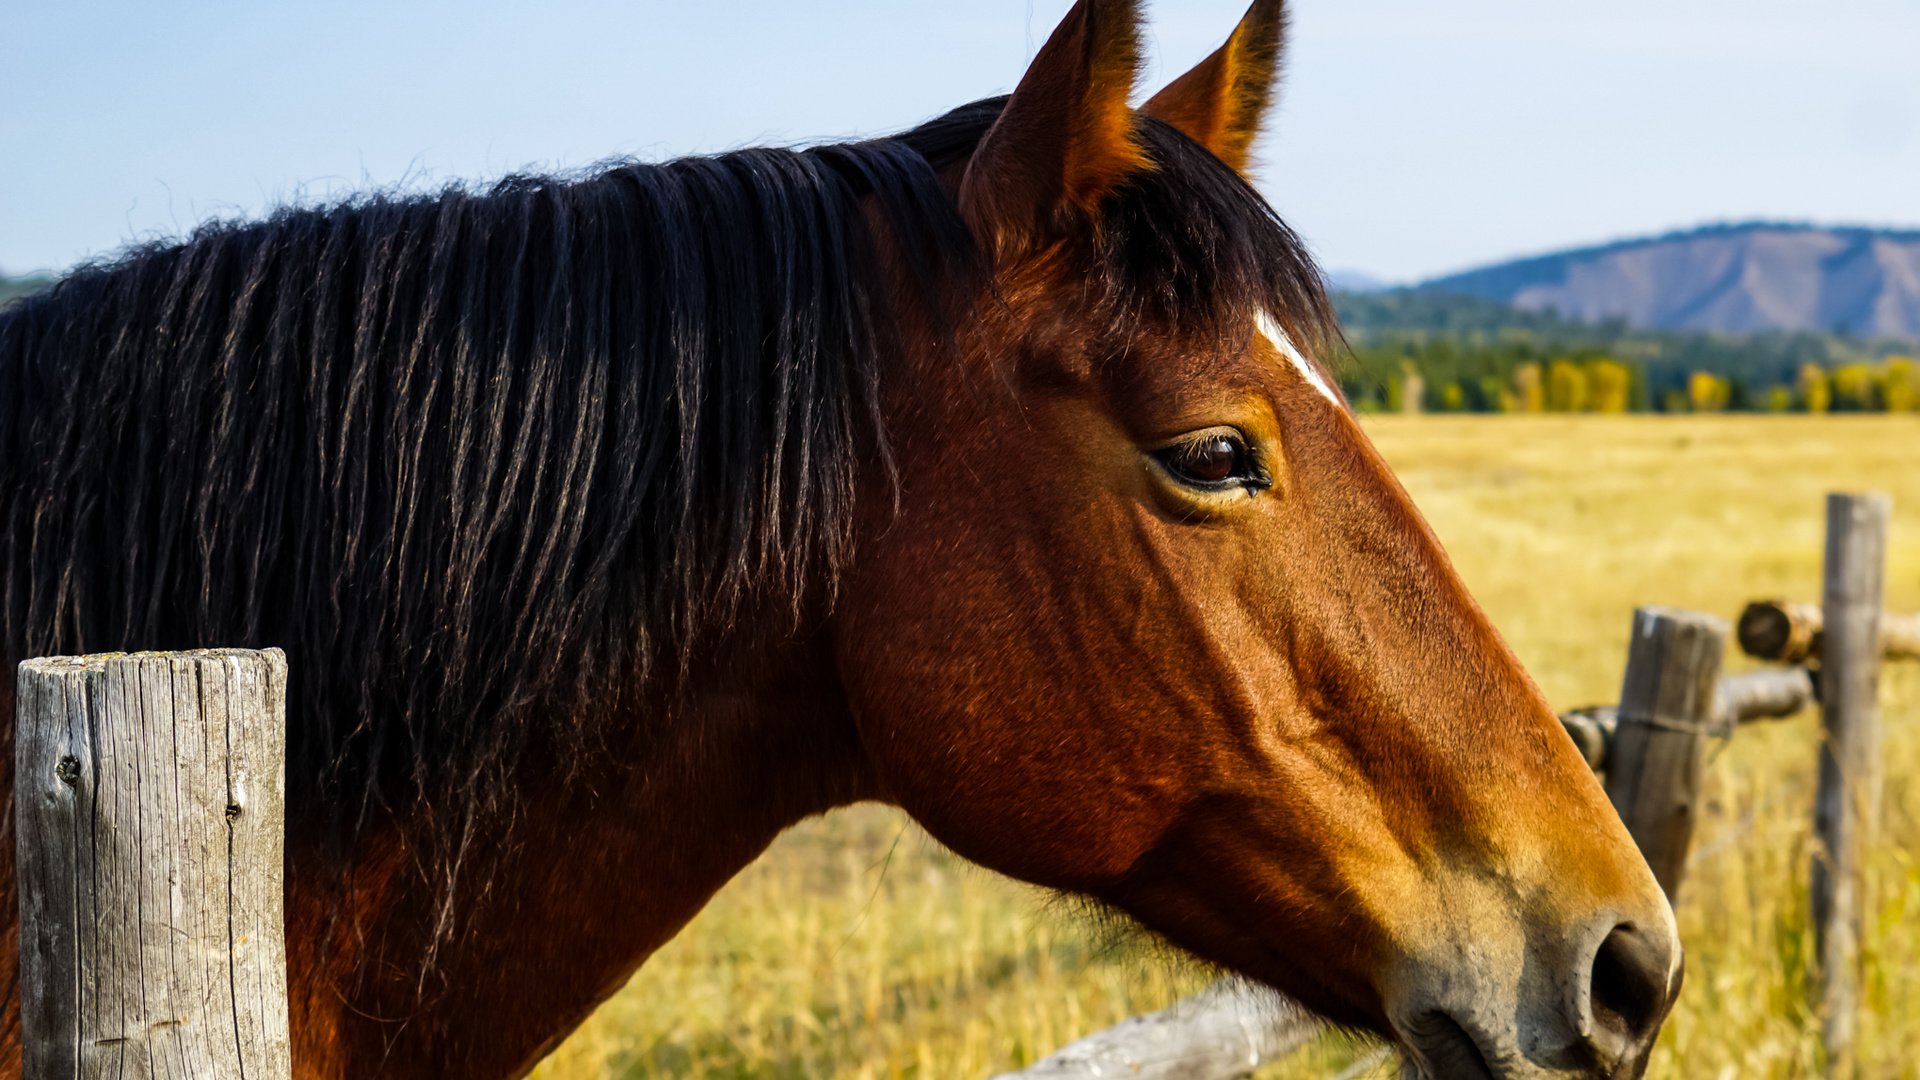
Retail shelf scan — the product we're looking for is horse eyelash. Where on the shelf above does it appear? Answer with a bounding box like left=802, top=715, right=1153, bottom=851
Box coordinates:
left=1159, top=431, right=1273, bottom=494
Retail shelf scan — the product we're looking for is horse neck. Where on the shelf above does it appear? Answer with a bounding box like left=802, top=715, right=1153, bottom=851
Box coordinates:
left=286, top=631, right=877, bottom=1078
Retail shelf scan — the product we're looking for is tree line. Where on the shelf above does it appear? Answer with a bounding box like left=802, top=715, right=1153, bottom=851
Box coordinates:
left=1335, top=290, right=1920, bottom=414
left=1347, top=351, right=1920, bottom=415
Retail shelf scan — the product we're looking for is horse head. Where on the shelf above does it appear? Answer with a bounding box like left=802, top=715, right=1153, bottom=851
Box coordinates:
left=836, top=3, right=1681, bottom=1075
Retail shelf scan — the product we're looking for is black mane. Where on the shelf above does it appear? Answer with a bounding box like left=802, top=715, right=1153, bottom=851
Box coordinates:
left=0, top=97, right=1332, bottom=945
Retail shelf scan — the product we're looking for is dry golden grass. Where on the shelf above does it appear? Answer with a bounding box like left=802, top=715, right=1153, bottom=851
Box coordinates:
left=533, top=415, right=1920, bottom=1079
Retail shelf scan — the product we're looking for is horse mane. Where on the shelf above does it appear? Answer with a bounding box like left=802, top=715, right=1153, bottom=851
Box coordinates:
left=0, top=97, right=1333, bottom=954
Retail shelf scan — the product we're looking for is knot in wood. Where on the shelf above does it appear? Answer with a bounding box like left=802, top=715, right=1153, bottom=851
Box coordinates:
left=54, top=757, right=80, bottom=786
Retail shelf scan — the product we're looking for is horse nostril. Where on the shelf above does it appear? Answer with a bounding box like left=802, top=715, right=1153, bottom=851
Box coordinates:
left=1586, top=922, right=1677, bottom=1057
left=1405, top=1009, right=1497, bottom=1080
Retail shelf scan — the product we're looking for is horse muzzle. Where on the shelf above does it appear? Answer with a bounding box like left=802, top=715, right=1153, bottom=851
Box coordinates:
left=1387, top=909, right=1682, bottom=1080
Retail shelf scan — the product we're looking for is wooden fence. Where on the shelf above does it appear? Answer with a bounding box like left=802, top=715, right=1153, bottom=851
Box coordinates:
left=9, top=494, right=1911, bottom=1078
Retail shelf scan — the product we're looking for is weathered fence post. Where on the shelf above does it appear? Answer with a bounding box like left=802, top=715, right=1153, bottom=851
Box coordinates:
left=1603, top=607, right=1727, bottom=902
left=1811, top=493, right=1890, bottom=1077
left=15, top=649, right=291, bottom=1080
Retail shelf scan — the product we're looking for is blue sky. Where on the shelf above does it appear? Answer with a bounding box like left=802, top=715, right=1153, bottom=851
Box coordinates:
left=4, top=0, right=1917, bottom=282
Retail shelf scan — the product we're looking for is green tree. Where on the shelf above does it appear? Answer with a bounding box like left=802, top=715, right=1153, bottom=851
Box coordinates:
left=1480, top=375, right=1517, bottom=413
left=1629, top=362, right=1652, bottom=412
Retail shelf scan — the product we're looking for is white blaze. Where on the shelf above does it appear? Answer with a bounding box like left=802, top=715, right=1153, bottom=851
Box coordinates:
left=1255, top=310, right=1338, bottom=405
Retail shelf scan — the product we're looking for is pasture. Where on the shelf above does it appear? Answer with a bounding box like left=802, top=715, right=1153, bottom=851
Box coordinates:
left=532, top=415, right=1920, bottom=1079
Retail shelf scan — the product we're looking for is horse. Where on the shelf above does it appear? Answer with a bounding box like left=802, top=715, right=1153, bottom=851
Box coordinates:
left=0, top=1, right=1682, bottom=1076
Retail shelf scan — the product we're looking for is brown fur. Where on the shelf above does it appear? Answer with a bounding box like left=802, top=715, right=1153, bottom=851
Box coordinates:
left=959, top=0, right=1150, bottom=255
left=833, top=270, right=1646, bottom=1032
left=270, top=634, right=877, bottom=1075
left=1142, top=0, right=1287, bottom=175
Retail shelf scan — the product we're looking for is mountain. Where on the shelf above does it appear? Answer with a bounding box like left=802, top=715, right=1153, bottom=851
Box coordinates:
left=1418, top=223, right=1920, bottom=340
left=0, top=274, right=52, bottom=309
left=1324, top=268, right=1392, bottom=294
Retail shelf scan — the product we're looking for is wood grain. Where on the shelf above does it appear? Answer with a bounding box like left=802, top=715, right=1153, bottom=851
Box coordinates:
left=15, top=649, right=290, bottom=1080
left=1811, top=493, right=1890, bottom=1076
left=1602, top=606, right=1727, bottom=902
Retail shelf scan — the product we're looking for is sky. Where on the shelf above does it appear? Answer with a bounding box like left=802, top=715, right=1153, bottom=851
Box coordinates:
left=4, top=0, right=1918, bottom=283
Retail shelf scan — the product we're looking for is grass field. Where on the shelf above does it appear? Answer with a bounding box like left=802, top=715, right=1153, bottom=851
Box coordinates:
left=531, top=415, right=1920, bottom=1080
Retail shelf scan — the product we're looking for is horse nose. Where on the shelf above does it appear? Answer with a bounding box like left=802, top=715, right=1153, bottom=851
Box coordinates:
left=1578, top=919, right=1682, bottom=1070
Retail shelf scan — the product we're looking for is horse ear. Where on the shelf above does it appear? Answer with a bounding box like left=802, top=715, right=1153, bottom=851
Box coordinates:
left=1140, top=0, right=1286, bottom=176
left=959, top=0, right=1148, bottom=255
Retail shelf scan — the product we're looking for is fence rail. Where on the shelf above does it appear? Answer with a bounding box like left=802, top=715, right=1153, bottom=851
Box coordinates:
left=1738, top=597, right=1920, bottom=664
left=990, top=983, right=1318, bottom=1080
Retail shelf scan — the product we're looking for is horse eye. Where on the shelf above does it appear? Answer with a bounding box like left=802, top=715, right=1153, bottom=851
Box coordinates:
left=1157, top=433, right=1256, bottom=489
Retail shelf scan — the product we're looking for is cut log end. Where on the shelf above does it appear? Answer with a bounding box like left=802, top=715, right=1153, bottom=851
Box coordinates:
left=1737, top=600, right=1821, bottom=663
left=1737, top=599, right=1920, bottom=664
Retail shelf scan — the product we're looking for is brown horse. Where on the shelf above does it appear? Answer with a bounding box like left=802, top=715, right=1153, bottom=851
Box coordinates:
left=0, top=1, right=1680, bottom=1076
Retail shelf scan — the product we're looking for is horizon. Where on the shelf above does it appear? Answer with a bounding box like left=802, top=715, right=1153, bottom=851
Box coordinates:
left=11, top=216, right=1920, bottom=291
left=21, top=217, right=1920, bottom=294
left=5, top=0, right=1918, bottom=282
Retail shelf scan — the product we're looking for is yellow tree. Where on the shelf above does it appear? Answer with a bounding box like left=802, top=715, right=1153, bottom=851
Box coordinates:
left=1688, top=371, right=1731, bottom=412
left=1799, top=363, right=1832, bottom=413
left=1512, top=362, right=1545, bottom=413
left=1884, top=357, right=1918, bottom=413
left=1588, top=359, right=1633, bottom=414
left=1831, top=363, right=1878, bottom=411
left=1546, top=359, right=1589, bottom=413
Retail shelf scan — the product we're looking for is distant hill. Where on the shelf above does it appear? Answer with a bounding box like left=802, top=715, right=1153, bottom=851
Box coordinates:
left=1335, top=289, right=1627, bottom=339
left=1323, top=268, right=1392, bottom=294
left=1418, top=223, right=1920, bottom=340
left=0, top=274, right=52, bottom=309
